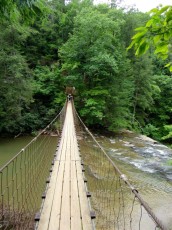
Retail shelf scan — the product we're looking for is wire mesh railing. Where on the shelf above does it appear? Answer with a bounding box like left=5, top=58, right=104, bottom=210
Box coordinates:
left=0, top=103, right=66, bottom=230
left=73, top=106, right=168, bottom=230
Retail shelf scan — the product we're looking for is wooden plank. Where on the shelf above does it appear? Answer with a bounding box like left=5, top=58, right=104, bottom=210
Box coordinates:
left=59, top=161, right=71, bottom=229
left=70, top=117, right=80, bottom=161
left=70, top=130, right=75, bottom=161
left=74, top=135, right=80, bottom=161
left=65, top=124, right=71, bottom=162
left=57, top=103, right=71, bottom=161
left=60, top=105, right=70, bottom=161
left=71, top=161, right=82, bottom=230
left=64, top=102, right=77, bottom=161
left=56, top=135, right=65, bottom=160
left=76, top=161, right=93, bottom=230
left=37, top=161, right=60, bottom=230
left=56, top=119, right=67, bottom=161
left=38, top=101, right=93, bottom=230
left=59, top=134, right=67, bottom=161
left=48, top=162, right=65, bottom=229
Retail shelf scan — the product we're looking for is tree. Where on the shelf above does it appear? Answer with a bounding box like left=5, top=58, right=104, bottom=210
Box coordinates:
left=0, top=0, right=47, bottom=22
left=0, top=21, right=32, bottom=134
left=2, top=0, right=172, bottom=138
left=122, top=10, right=155, bottom=130
left=23, top=0, right=76, bottom=68
left=60, top=6, right=133, bottom=130
left=131, top=55, right=154, bottom=128
left=127, top=5, right=172, bottom=70
left=144, top=74, right=172, bottom=140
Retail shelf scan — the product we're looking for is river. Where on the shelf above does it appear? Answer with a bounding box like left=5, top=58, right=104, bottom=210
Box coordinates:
left=0, top=133, right=172, bottom=229
left=0, top=136, right=33, bottom=168
left=97, top=132, right=172, bottom=229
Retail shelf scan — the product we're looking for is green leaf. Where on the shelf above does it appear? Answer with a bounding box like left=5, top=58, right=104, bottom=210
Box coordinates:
left=166, top=9, right=172, bottom=22
left=135, top=42, right=149, bottom=56
left=149, top=8, right=159, bottom=14
left=146, top=19, right=153, bottom=28
left=135, top=26, right=147, bottom=32
left=164, top=32, right=171, bottom=41
left=165, top=63, right=171, bottom=67
left=154, top=43, right=168, bottom=54
left=153, top=35, right=162, bottom=44
left=132, top=31, right=146, bottom=40
left=126, top=40, right=135, bottom=51
left=161, top=54, right=168, bottom=60
left=159, top=5, right=170, bottom=14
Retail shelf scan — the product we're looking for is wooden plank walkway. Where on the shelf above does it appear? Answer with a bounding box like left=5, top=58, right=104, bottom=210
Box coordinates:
left=37, top=101, right=93, bottom=230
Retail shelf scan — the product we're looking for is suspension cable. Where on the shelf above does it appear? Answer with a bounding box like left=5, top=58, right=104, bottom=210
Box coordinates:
left=0, top=102, right=66, bottom=173
left=74, top=107, right=168, bottom=230
left=0, top=101, right=67, bottom=229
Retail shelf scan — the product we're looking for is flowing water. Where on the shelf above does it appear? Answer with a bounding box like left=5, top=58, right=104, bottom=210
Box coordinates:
left=96, top=132, right=172, bottom=229
left=0, top=133, right=172, bottom=229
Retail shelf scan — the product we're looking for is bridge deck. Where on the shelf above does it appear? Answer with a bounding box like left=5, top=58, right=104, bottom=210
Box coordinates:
left=37, top=102, right=93, bottom=230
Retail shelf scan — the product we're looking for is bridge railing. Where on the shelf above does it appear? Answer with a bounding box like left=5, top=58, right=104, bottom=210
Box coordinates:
left=73, top=104, right=167, bottom=230
left=0, top=103, right=66, bottom=230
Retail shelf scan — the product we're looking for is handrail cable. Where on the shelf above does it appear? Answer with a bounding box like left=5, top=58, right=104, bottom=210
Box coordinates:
left=0, top=102, right=66, bottom=173
left=74, top=106, right=167, bottom=230
left=0, top=101, right=67, bottom=229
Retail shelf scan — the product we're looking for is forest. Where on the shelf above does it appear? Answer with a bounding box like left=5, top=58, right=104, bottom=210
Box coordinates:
left=0, top=0, right=172, bottom=142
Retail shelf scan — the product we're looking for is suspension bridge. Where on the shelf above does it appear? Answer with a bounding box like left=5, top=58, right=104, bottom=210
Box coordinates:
left=0, top=99, right=169, bottom=230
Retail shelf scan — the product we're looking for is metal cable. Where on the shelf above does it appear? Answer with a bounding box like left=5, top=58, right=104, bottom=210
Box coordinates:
left=0, top=103, right=66, bottom=229
left=73, top=103, right=168, bottom=230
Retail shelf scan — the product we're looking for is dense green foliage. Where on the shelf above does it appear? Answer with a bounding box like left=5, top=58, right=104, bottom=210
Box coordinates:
left=128, top=5, right=172, bottom=70
left=0, top=0, right=172, bottom=142
left=0, top=0, right=47, bottom=22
